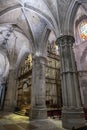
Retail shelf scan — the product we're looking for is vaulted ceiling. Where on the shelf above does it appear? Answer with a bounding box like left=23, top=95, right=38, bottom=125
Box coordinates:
left=0, top=0, right=87, bottom=79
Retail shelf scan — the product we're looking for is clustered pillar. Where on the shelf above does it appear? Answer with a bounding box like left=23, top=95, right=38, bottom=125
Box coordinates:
left=30, top=55, right=47, bottom=120
left=4, top=68, right=16, bottom=111
left=56, top=35, right=86, bottom=129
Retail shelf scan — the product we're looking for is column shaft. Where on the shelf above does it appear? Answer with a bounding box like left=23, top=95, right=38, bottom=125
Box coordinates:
left=56, top=35, right=86, bottom=129
left=4, top=69, right=16, bottom=111
left=30, top=55, right=47, bottom=120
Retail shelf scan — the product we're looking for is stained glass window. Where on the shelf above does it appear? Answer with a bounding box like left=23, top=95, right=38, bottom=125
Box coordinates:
left=79, top=21, right=87, bottom=41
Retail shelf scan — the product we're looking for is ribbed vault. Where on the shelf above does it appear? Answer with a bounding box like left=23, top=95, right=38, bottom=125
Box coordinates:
left=0, top=0, right=87, bottom=76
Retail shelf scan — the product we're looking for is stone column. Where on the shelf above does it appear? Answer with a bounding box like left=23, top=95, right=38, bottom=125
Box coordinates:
left=56, top=35, right=86, bottom=129
left=4, top=68, right=16, bottom=111
left=30, top=55, right=47, bottom=120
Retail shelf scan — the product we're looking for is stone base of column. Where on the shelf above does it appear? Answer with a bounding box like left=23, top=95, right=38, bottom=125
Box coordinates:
left=4, top=99, right=15, bottom=112
left=62, top=107, right=86, bottom=129
left=29, top=107, right=47, bottom=121
left=4, top=105, right=15, bottom=112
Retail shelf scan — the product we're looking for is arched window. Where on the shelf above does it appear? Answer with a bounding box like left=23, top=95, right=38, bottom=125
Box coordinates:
left=79, top=21, right=87, bottom=41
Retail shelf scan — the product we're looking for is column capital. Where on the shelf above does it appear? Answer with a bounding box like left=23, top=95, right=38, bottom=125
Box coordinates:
left=56, top=35, right=75, bottom=46
left=33, top=55, right=47, bottom=59
left=32, top=55, right=47, bottom=64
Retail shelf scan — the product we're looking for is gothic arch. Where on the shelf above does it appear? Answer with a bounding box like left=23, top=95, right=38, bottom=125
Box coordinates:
left=74, top=15, right=87, bottom=44
left=63, top=0, right=87, bottom=36
left=75, top=15, right=87, bottom=28
left=0, top=1, right=58, bottom=46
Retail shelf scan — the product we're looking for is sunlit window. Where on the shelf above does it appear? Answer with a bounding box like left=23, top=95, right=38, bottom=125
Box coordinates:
left=79, top=21, right=87, bottom=41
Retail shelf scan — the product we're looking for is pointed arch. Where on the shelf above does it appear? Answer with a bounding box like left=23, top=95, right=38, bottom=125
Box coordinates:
left=63, top=0, right=87, bottom=36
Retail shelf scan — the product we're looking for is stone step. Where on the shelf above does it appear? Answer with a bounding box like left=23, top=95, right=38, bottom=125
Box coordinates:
left=14, top=111, right=26, bottom=116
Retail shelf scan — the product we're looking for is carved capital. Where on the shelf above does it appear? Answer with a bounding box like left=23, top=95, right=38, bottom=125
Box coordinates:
left=56, top=35, right=75, bottom=47
left=33, top=55, right=47, bottom=64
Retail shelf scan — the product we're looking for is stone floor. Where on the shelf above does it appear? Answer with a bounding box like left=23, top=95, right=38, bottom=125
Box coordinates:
left=0, top=112, right=65, bottom=130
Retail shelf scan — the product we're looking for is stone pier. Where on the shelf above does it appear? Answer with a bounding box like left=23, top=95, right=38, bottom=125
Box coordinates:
left=30, top=55, right=47, bottom=120
left=56, top=35, right=86, bottom=129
